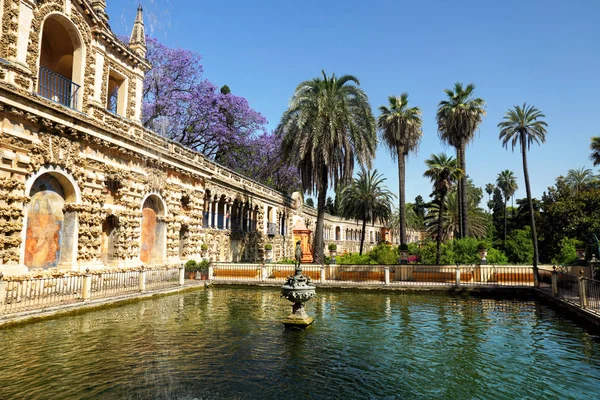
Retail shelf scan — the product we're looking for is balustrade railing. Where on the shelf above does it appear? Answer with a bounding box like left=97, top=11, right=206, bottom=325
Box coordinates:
left=209, top=264, right=537, bottom=287
left=145, top=268, right=181, bottom=290
left=37, top=66, right=80, bottom=109
left=1, top=266, right=184, bottom=315
left=2, top=275, right=83, bottom=314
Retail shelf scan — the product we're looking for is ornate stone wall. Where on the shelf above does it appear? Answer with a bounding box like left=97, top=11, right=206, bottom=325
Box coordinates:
left=0, top=0, right=403, bottom=276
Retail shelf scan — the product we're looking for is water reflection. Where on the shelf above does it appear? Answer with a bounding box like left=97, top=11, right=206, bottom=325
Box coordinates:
left=1, top=288, right=599, bottom=399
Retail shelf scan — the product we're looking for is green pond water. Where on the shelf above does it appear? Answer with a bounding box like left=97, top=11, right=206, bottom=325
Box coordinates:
left=1, top=288, right=600, bottom=399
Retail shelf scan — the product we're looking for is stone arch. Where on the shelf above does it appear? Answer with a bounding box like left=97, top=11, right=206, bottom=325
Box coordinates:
left=335, top=226, right=341, bottom=241
left=36, top=12, right=86, bottom=109
left=140, top=193, right=167, bottom=264
left=21, top=167, right=81, bottom=269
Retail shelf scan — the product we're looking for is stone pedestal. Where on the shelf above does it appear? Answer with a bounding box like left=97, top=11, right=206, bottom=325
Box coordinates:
left=282, top=302, right=314, bottom=328
left=281, top=264, right=316, bottom=329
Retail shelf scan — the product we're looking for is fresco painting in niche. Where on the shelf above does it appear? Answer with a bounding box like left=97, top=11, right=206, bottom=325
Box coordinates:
left=140, top=195, right=164, bottom=264
left=140, top=207, right=157, bottom=263
left=24, top=175, right=65, bottom=269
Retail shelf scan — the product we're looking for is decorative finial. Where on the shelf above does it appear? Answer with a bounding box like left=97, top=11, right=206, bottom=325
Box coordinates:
left=129, top=4, right=147, bottom=58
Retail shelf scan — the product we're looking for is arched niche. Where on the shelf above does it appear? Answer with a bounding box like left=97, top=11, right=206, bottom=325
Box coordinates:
left=38, top=13, right=84, bottom=109
left=101, top=215, right=119, bottom=265
left=22, top=170, right=79, bottom=270
left=178, top=224, right=189, bottom=259
left=140, top=194, right=166, bottom=265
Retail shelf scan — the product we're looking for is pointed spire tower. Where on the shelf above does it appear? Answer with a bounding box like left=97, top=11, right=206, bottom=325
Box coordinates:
left=129, top=5, right=147, bottom=58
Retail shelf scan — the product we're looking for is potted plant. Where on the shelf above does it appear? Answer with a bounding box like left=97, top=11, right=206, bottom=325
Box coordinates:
left=575, top=240, right=586, bottom=263
left=265, top=243, right=273, bottom=262
left=201, top=243, right=209, bottom=260
left=328, top=243, right=337, bottom=264
left=198, top=260, right=210, bottom=280
left=478, top=242, right=488, bottom=265
left=398, top=244, right=409, bottom=265
left=184, top=260, right=199, bottom=280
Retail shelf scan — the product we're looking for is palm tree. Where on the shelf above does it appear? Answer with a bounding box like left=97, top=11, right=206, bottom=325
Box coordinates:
left=390, top=203, right=421, bottom=243
left=425, top=184, right=488, bottom=240
left=485, top=183, right=495, bottom=211
left=277, top=71, right=377, bottom=263
left=423, top=153, right=463, bottom=264
left=496, top=170, right=519, bottom=245
left=590, top=137, right=600, bottom=166
left=377, top=93, right=423, bottom=247
left=498, top=103, right=548, bottom=278
left=339, top=170, right=395, bottom=255
left=436, top=82, right=486, bottom=239
left=565, top=166, right=594, bottom=193
left=485, top=183, right=495, bottom=201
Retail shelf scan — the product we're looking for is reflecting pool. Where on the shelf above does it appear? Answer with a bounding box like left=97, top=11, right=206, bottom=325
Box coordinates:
left=1, top=288, right=600, bottom=399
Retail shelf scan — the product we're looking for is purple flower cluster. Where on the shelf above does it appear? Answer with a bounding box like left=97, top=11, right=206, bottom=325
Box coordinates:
left=217, top=131, right=301, bottom=193
left=142, top=37, right=267, bottom=159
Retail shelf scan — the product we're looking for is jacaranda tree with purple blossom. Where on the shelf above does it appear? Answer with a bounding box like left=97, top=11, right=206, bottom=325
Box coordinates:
left=142, top=37, right=267, bottom=159
left=216, top=131, right=301, bottom=193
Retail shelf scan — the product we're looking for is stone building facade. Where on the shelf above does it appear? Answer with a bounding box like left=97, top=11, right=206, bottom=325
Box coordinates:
left=0, top=0, right=418, bottom=276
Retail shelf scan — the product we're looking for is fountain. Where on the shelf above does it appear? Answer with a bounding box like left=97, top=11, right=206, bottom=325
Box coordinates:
left=281, top=241, right=316, bottom=328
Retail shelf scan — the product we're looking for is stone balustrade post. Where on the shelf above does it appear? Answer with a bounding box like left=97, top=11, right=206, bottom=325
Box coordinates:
left=208, top=262, right=214, bottom=281
left=82, top=273, right=92, bottom=301
left=320, top=264, right=325, bottom=284
left=455, top=265, right=461, bottom=286
left=533, top=267, right=540, bottom=288
left=179, top=265, right=185, bottom=286
left=261, top=263, right=267, bottom=282
left=0, top=278, right=7, bottom=312
left=384, top=266, right=390, bottom=286
left=551, top=266, right=558, bottom=296
left=579, top=270, right=588, bottom=309
left=139, top=269, right=147, bottom=292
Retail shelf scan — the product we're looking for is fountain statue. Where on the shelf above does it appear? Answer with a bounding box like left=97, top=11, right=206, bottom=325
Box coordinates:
left=281, top=240, right=316, bottom=328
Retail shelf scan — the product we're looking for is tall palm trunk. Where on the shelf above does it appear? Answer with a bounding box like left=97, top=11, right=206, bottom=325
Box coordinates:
left=459, top=140, right=468, bottom=238
left=503, top=195, right=508, bottom=246
left=313, top=166, right=328, bottom=264
left=435, top=193, right=446, bottom=264
left=359, top=218, right=367, bottom=255
left=521, top=134, right=539, bottom=279
left=455, top=147, right=463, bottom=239
left=398, top=147, right=407, bottom=245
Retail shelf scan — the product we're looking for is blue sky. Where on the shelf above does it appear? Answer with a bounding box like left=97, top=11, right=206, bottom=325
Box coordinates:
left=109, top=0, right=599, bottom=205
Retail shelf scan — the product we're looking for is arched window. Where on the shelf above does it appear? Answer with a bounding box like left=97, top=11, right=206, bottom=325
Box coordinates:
left=335, top=226, right=341, bottom=241
left=140, top=194, right=166, bottom=264
left=38, top=14, right=84, bottom=109
left=23, top=172, right=78, bottom=269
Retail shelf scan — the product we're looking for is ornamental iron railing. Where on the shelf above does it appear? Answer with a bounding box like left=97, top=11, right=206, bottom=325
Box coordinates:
left=37, top=66, right=80, bottom=109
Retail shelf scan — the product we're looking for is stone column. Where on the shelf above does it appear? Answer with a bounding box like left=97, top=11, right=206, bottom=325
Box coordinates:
left=224, top=202, right=230, bottom=230
left=207, top=198, right=213, bottom=228
left=384, top=266, right=390, bottom=286
left=320, top=265, right=326, bottom=284
left=208, top=262, right=214, bottom=280
left=261, top=263, right=267, bottom=282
